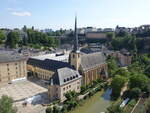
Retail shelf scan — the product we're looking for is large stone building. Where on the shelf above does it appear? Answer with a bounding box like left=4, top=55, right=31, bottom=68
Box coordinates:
left=0, top=53, right=27, bottom=84
left=27, top=58, right=72, bottom=81
left=27, top=17, right=108, bottom=101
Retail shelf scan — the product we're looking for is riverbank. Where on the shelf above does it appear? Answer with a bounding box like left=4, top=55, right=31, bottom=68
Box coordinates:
left=69, top=89, right=112, bottom=113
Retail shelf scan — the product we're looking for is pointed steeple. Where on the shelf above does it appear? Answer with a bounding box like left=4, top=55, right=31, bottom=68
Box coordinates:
left=73, top=16, right=79, bottom=53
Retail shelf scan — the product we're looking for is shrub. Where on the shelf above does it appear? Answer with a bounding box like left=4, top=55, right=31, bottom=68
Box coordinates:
left=130, top=88, right=141, bottom=99
left=46, top=107, right=53, bottom=113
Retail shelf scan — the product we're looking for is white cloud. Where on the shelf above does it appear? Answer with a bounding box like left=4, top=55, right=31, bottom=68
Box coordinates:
left=11, top=11, right=31, bottom=17
left=7, top=8, right=22, bottom=11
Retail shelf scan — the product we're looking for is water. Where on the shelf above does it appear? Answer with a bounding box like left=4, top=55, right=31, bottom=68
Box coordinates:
left=69, top=89, right=112, bottom=113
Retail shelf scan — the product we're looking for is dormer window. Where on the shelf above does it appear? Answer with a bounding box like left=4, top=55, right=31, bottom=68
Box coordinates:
left=73, top=76, right=75, bottom=79
left=70, top=77, right=73, bottom=80
left=67, top=78, right=69, bottom=81
left=76, top=75, right=78, bottom=78
left=64, top=79, right=66, bottom=82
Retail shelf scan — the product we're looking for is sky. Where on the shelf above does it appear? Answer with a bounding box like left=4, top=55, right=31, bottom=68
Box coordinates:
left=0, top=0, right=150, bottom=30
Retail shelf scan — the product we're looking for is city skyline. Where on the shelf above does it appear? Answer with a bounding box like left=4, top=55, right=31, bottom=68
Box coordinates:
left=1, top=0, right=150, bottom=30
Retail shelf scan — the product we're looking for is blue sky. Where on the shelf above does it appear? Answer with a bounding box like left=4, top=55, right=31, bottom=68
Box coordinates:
left=0, top=0, right=150, bottom=30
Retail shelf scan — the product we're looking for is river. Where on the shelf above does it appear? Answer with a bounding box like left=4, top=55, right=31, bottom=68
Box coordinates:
left=69, top=89, right=112, bottom=113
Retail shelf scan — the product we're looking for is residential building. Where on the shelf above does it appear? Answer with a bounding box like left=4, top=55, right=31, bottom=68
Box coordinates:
left=0, top=53, right=27, bottom=84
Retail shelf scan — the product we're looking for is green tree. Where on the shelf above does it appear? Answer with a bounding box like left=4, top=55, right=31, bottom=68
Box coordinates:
left=129, top=74, right=150, bottom=92
left=65, top=91, right=77, bottom=101
left=0, top=95, right=17, bottom=113
left=6, top=31, right=20, bottom=48
left=115, top=68, right=130, bottom=77
left=107, top=32, right=114, bottom=41
left=107, top=104, right=126, bottom=113
left=64, top=91, right=78, bottom=110
left=111, top=75, right=127, bottom=99
left=107, top=56, right=118, bottom=77
left=128, top=62, right=143, bottom=74
left=46, top=107, right=53, bottom=113
left=61, top=105, right=67, bottom=113
left=144, top=65, right=150, bottom=78
left=146, top=100, right=150, bottom=113
left=53, top=106, right=61, bottom=113
left=0, top=30, right=6, bottom=44
left=129, top=87, right=141, bottom=99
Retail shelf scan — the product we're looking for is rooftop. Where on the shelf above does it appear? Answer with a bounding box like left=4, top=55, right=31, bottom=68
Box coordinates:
left=0, top=53, right=27, bottom=63
left=51, top=67, right=82, bottom=86
left=81, top=52, right=106, bottom=71
left=27, top=58, right=72, bottom=71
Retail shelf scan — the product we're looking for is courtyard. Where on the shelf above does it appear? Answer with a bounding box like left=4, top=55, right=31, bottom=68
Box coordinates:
left=0, top=78, right=49, bottom=113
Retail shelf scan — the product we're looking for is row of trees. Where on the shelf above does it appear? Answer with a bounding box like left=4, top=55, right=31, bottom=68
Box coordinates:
left=0, top=28, right=59, bottom=49
left=107, top=54, right=150, bottom=113
left=107, top=31, right=150, bottom=54
left=26, top=29, right=59, bottom=48
left=107, top=54, right=150, bottom=100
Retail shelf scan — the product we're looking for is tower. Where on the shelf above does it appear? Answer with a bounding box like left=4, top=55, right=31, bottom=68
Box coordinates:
left=69, top=16, right=81, bottom=70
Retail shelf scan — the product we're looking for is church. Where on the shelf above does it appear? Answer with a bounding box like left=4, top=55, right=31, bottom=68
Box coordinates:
left=69, top=17, right=108, bottom=85
left=27, top=17, right=108, bottom=101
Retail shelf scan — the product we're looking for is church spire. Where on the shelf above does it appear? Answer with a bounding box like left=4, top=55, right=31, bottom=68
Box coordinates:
left=73, top=16, right=79, bottom=53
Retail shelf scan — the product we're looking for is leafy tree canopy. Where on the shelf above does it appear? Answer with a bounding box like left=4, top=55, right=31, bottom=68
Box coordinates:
left=0, top=95, right=17, bottom=113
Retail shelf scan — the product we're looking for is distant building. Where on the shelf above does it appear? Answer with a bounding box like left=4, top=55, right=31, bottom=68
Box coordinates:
left=115, top=25, right=132, bottom=34
left=103, top=28, right=114, bottom=32
left=0, top=53, right=27, bottom=84
left=139, top=25, right=150, bottom=31
left=86, top=32, right=107, bottom=40
left=104, top=49, right=132, bottom=67
left=118, top=49, right=132, bottom=67
left=85, top=27, right=97, bottom=33
left=41, top=29, right=53, bottom=33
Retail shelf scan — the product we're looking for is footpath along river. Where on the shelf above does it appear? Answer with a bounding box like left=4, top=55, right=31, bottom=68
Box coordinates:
left=69, top=89, right=112, bottom=113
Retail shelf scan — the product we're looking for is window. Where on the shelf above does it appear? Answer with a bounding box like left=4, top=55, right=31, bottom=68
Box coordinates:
left=63, top=88, right=65, bottom=91
left=73, top=54, right=75, bottom=58
left=69, top=85, right=71, bottom=88
left=77, top=86, right=79, bottom=89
